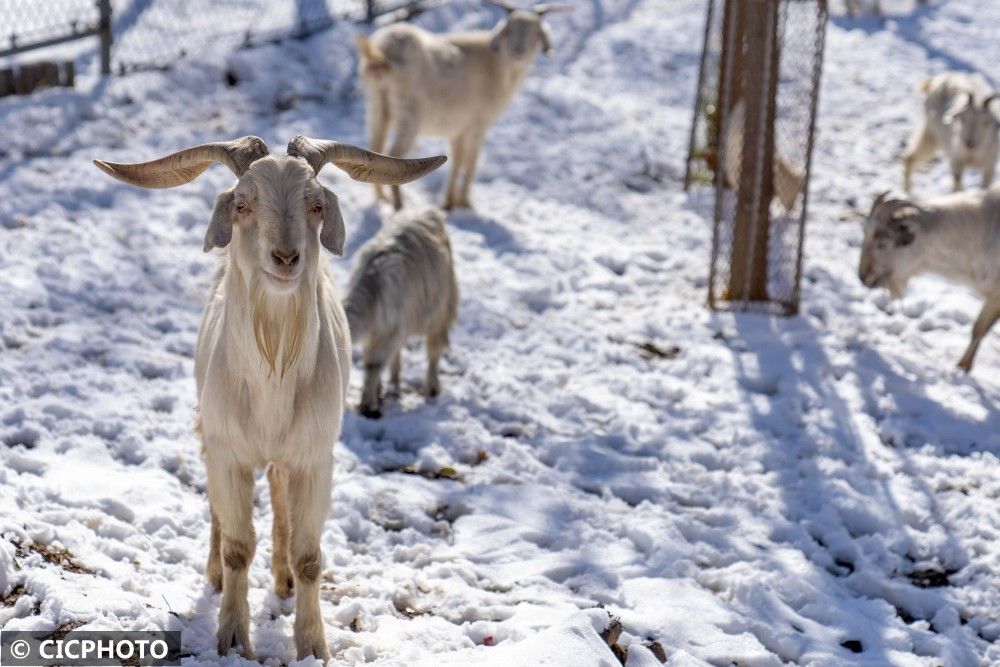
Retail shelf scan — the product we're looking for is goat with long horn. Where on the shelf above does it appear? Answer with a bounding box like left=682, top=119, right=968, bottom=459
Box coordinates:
left=94, top=136, right=445, bottom=661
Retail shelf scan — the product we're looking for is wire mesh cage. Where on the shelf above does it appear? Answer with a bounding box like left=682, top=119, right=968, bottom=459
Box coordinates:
left=0, top=1, right=441, bottom=76
left=686, top=0, right=828, bottom=315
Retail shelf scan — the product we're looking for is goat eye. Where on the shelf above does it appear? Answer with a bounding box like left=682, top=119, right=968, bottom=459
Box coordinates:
left=311, top=203, right=323, bottom=214
left=236, top=202, right=249, bottom=214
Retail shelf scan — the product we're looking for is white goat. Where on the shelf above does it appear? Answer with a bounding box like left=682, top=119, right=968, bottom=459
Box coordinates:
left=845, top=0, right=927, bottom=17
left=345, top=207, right=458, bottom=418
left=357, top=1, right=569, bottom=210
left=859, top=189, right=1000, bottom=372
left=94, top=136, right=445, bottom=661
left=903, top=71, right=1000, bottom=192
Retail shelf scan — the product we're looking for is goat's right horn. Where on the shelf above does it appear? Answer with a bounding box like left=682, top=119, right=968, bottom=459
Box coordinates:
left=287, top=136, right=446, bottom=185
left=93, top=136, right=269, bottom=189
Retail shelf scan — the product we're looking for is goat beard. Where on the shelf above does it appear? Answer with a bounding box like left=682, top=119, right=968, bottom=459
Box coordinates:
left=250, top=282, right=307, bottom=379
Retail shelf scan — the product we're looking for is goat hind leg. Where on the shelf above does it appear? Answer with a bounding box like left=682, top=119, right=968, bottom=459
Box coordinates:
left=425, top=329, right=448, bottom=398
left=206, top=508, right=222, bottom=591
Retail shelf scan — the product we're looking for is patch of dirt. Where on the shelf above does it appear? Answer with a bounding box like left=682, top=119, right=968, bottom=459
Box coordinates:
left=9, top=535, right=95, bottom=575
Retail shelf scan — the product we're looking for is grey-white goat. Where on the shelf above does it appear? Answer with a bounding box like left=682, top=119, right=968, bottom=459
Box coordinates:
left=94, top=136, right=444, bottom=661
left=859, top=189, right=1000, bottom=372
left=357, top=1, right=570, bottom=210
left=345, top=207, right=458, bottom=418
left=903, top=71, right=1000, bottom=192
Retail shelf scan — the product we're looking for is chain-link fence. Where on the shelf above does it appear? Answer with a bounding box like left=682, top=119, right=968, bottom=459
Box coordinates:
left=1, top=0, right=440, bottom=76
left=687, top=0, right=828, bottom=315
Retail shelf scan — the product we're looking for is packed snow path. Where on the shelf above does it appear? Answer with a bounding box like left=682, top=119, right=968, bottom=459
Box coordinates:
left=0, top=1, right=998, bottom=665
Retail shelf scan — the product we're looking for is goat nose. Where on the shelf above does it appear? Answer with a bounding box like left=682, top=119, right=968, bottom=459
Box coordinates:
left=272, top=249, right=299, bottom=267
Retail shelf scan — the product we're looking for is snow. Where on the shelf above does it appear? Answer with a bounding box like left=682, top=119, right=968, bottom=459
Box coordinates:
left=1, top=0, right=999, bottom=665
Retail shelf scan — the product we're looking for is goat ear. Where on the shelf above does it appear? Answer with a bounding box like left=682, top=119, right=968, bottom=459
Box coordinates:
left=539, top=22, right=554, bottom=55
left=490, top=21, right=511, bottom=51
left=319, top=187, right=346, bottom=256
left=204, top=188, right=235, bottom=252
left=890, top=216, right=917, bottom=247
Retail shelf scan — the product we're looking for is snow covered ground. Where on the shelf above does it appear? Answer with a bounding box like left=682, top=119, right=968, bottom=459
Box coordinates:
left=1, top=0, right=999, bottom=665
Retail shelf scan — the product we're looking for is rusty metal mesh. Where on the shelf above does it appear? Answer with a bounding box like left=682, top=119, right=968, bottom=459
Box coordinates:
left=687, top=0, right=828, bottom=315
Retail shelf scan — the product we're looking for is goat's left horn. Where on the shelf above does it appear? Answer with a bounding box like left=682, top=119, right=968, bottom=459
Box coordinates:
left=984, top=92, right=1000, bottom=107
left=487, top=0, right=518, bottom=12
left=287, top=136, right=445, bottom=185
left=93, top=136, right=269, bottom=189
left=533, top=3, right=573, bottom=14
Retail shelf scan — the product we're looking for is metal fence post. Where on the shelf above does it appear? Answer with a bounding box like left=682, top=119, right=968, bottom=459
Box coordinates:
left=98, top=0, right=112, bottom=75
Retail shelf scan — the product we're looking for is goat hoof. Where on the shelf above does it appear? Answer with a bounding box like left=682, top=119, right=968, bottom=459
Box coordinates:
left=295, top=628, right=330, bottom=664
left=206, top=565, right=222, bottom=592
left=217, top=617, right=253, bottom=658
left=359, top=404, right=382, bottom=419
left=426, top=384, right=440, bottom=399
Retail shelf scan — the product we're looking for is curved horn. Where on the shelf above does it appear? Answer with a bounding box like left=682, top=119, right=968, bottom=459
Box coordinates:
left=287, top=135, right=446, bottom=185
left=984, top=92, right=1000, bottom=108
left=93, top=136, right=268, bottom=189
left=533, top=3, right=573, bottom=14
left=870, top=191, right=922, bottom=221
left=487, top=0, right=518, bottom=12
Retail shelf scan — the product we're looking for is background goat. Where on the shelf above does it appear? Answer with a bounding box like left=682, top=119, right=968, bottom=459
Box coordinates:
left=903, top=71, right=1000, bottom=192
left=345, top=207, right=458, bottom=418
left=357, top=1, right=569, bottom=210
left=93, top=136, right=444, bottom=661
left=859, top=189, right=1000, bottom=372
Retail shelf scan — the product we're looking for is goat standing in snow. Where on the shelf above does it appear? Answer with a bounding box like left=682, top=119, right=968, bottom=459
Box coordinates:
left=94, top=136, right=444, bottom=660
left=859, top=189, right=1000, bottom=372
left=357, top=1, right=570, bottom=210
left=345, top=207, right=458, bottom=418
left=903, top=71, right=1000, bottom=193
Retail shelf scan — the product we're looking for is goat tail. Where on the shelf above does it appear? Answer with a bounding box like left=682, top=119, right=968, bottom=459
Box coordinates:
left=356, top=34, right=390, bottom=78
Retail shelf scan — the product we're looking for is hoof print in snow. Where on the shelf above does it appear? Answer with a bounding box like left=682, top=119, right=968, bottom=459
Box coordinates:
left=907, top=568, right=953, bottom=588
left=608, top=336, right=681, bottom=361
left=840, top=639, right=863, bottom=654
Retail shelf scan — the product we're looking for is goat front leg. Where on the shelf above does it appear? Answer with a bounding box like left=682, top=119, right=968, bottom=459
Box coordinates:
left=207, top=458, right=257, bottom=658
left=388, top=110, right=420, bottom=211
left=958, top=296, right=1000, bottom=372
left=360, top=332, right=403, bottom=418
left=288, top=462, right=333, bottom=662
left=268, top=464, right=294, bottom=598
left=902, top=124, right=936, bottom=192
left=456, top=130, right=486, bottom=210
left=444, top=133, right=468, bottom=210
left=951, top=159, right=965, bottom=192
left=367, top=89, right=392, bottom=203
